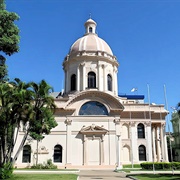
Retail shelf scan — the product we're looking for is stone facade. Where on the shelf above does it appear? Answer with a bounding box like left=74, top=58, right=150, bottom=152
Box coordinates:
left=13, top=18, right=169, bottom=169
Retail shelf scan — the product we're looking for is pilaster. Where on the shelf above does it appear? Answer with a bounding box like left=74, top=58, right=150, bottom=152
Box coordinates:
left=83, top=135, right=87, bottom=165
left=162, top=123, right=169, bottom=161
left=65, top=118, right=72, bottom=165
left=130, top=122, right=138, bottom=162
left=145, top=122, right=153, bottom=161
left=152, top=126, right=157, bottom=162
left=77, top=66, right=80, bottom=91
left=114, top=118, right=122, bottom=169
left=155, top=126, right=161, bottom=162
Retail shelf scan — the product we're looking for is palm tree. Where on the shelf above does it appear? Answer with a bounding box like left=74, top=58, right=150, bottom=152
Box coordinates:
left=29, top=80, right=57, bottom=165
left=0, top=79, right=57, bottom=167
left=0, top=79, right=33, bottom=166
left=9, top=78, right=34, bottom=164
left=0, top=82, right=14, bottom=166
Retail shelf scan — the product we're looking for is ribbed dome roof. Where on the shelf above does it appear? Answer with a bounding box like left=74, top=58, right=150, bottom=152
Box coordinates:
left=69, top=18, right=113, bottom=56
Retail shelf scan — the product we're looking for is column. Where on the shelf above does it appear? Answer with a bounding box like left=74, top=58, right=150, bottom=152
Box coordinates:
left=162, top=124, right=169, bottom=161
left=160, top=124, right=165, bottom=161
left=64, top=70, right=67, bottom=93
left=77, top=66, right=80, bottom=91
left=65, top=118, right=72, bottom=165
left=103, top=65, right=106, bottom=91
left=82, top=63, right=86, bottom=90
left=112, top=67, right=115, bottom=94
left=155, top=126, right=161, bottom=162
left=83, top=135, right=87, bottom=165
left=100, top=134, right=104, bottom=165
left=66, top=70, right=69, bottom=93
left=152, top=126, right=157, bottom=162
left=113, top=66, right=118, bottom=95
left=98, top=64, right=102, bottom=91
left=130, top=122, right=137, bottom=163
left=114, top=118, right=122, bottom=169
left=146, top=122, right=153, bottom=161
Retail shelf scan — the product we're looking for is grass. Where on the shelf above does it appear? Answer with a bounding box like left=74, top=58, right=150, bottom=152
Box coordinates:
left=9, top=174, right=77, bottom=180
left=128, top=174, right=180, bottom=180
left=16, top=168, right=78, bottom=171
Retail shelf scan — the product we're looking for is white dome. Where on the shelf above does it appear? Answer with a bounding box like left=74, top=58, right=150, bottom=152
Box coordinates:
left=69, top=18, right=113, bottom=56
left=70, top=34, right=113, bottom=56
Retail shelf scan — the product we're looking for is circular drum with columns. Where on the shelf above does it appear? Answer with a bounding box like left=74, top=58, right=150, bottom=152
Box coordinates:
left=63, top=18, right=119, bottom=95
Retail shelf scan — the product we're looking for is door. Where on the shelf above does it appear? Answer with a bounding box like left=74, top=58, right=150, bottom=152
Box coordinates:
left=87, top=139, right=100, bottom=165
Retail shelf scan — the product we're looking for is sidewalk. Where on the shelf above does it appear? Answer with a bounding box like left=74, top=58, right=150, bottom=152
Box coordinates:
left=78, top=170, right=131, bottom=180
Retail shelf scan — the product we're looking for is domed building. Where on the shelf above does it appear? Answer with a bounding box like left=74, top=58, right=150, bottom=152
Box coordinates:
left=14, top=18, right=169, bottom=169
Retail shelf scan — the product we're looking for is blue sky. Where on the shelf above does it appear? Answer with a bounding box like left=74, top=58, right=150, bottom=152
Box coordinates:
left=5, top=0, right=180, bottom=130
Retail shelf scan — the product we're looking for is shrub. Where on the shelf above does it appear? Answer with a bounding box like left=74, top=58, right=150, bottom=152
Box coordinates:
left=172, top=162, right=180, bottom=170
left=123, top=164, right=141, bottom=168
left=31, top=159, right=57, bottom=169
left=0, top=163, right=13, bottom=179
left=140, top=162, right=180, bottom=170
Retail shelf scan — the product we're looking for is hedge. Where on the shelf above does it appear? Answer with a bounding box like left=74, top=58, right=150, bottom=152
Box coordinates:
left=140, top=162, right=180, bottom=170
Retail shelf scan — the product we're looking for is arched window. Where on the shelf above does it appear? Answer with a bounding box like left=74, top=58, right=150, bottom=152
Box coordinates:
left=137, top=123, right=145, bottom=138
left=89, top=27, right=93, bottom=33
left=54, top=145, right=62, bottom=163
left=79, top=101, right=108, bottom=115
left=88, top=72, right=96, bottom=88
left=22, top=145, right=31, bottom=163
left=139, top=145, right=146, bottom=161
left=107, top=74, right=112, bottom=91
left=71, top=74, right=76, bottom=91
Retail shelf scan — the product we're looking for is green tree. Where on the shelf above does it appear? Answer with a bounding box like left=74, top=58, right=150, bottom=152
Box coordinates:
left=178, top=102, right=180, bottom=115
left=0, top=79, right=33, bottom=163
left=0, top=79, right=57, bottom=178
left=12, top=80, right=57, bottom=165
left=0, top=0, right=20, bottom=81
left=0, top=79, right=33, bottom=179
left=28, top=80, right=57, bottom=165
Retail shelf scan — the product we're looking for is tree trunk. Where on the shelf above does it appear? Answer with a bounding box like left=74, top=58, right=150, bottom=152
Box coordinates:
left=12, top=132, right=28, bottom=165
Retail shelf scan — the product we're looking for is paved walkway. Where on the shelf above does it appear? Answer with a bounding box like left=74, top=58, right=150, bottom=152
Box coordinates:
left=78, top=170, right=131, bottom=180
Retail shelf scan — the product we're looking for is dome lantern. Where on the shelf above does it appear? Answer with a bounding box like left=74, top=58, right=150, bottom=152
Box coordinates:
left=84, top=18, right=97, bottom=34
left=69, top=18, right=114, bottom=56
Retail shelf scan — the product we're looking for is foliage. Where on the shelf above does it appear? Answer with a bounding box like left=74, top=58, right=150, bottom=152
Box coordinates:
left=30, top=159, right=57, bottom=169
left=140, top=162, right=180, bottom=170
left=0, top=79, right=57, bottom=175
left=28, top=80, right=57, bottom=165
left=0, top=162, right=13, bottom=179
left=123, top=164, right=141, bottom=168
left=0, top=0, right=20, bottom=81
left=0, top=0, right=19, bottom=56
left=0, top=79, right=33, bottom=169
left=12, top=79, right=57, bottom=163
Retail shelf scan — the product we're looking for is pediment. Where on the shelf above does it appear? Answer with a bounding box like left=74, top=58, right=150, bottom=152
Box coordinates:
left=80, top=124, right=108, bottom=135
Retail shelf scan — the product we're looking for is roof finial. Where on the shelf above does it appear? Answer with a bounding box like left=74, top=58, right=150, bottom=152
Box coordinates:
left=89, top=13, right=91, bottom=19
